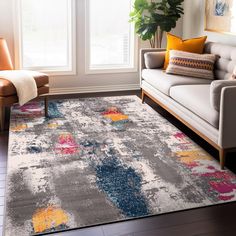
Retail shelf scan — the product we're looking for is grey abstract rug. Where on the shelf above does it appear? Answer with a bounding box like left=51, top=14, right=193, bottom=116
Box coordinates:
left=5, top=96, right=236, bottom=235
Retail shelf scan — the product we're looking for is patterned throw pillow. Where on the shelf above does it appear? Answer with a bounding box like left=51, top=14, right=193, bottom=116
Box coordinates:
left=166, top=50, right=216, bottom=80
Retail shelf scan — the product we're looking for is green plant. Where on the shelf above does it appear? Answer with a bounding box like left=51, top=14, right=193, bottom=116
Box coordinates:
left=129, top=0, right=184, bottom=48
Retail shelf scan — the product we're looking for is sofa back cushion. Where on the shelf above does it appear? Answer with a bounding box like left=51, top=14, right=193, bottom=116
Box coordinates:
left=204, top=42, right=236, bottom=80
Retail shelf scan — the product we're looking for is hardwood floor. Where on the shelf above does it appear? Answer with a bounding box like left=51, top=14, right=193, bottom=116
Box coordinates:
left=0, top=130, right=7, bottom=236
left=1, top=91, right=236, bottom=236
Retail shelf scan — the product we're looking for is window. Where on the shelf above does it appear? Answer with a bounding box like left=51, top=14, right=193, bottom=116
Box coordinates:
left=15, top=0, right=75, bottom=74
left=86, top=0, right=137, bottom=73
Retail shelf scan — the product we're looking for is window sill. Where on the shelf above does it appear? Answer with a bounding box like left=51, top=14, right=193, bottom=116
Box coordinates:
left=39, top=70, right=77, bottom=76
left=19, top=68, right=77, bottom=76
left=85, top=67, right=138, bottom=75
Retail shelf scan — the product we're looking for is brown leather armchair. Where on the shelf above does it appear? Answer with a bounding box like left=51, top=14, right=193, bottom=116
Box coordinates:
left=0, top=38, right=49, bottom=131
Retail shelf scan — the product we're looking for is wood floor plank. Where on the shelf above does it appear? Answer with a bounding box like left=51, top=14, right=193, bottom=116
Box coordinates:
left=0, top=133, right=8, bottom=154
left=195, top=228, right=236, bottom=236
left=102, top=202, right=236, bottom=236
left=53, top=226, right=104, bottom=236
left=134, top=217, right=236, bottom=236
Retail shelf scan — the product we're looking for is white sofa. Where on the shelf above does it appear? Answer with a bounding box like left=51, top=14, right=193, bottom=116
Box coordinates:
left=140, top=42, right=236, bottom=169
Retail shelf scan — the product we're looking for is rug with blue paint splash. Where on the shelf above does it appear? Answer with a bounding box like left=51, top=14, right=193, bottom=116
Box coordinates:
left=5, top=96, right=236, bottom=235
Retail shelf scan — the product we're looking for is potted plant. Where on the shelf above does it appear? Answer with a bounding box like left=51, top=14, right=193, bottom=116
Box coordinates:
left=130, top=0, right=184, bottom=48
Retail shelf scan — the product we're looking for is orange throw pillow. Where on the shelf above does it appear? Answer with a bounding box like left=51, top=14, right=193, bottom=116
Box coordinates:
left=164, top=33, right=207, bottom=69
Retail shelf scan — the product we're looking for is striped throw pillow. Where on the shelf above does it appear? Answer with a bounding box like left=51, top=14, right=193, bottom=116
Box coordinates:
left=166, top=50, right=216, bottom=80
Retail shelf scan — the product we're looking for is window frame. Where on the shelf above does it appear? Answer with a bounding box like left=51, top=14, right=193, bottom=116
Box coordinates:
left=13, top=0, right=76, bottom=76
left=85, top=0, right=138, bottom=75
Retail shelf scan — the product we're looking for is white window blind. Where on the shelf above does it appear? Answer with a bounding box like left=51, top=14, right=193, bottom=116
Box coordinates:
left=17, top=0, right=74, bottom=74
left=87, top=0, right=136, bottom=72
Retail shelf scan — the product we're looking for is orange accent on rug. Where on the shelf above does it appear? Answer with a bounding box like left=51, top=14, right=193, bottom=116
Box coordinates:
left=32, top=206, right=69, bottom=233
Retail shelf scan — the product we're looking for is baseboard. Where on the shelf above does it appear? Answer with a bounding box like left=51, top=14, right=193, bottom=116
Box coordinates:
left=49, top=84, right=140, bottom=95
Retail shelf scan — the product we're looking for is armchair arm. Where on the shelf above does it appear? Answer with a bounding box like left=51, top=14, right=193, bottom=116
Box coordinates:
left=218, top=86, right=236, bottom=148
left=140, top=48, right=166, bottom=84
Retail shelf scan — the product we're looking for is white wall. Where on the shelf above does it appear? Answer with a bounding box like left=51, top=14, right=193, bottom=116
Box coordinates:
left=0, top=0, right=14, bottom=62
left=0, top=0, right=183, bottom=94
left=183, top=0, right=236, bottom=46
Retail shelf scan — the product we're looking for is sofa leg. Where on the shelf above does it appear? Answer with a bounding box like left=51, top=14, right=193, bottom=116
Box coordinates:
left=44, top=96, right=49, bottom=117
left=0, top=106, right=5, bottom=132
left=141, top=90, right=146, bottom=104
left=219, top=148, right=226, bottom=170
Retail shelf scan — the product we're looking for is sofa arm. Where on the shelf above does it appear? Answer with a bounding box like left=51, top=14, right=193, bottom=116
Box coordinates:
left=219, top=86, right=236, bottom=148
left=210, top=80, right=236, bottom=111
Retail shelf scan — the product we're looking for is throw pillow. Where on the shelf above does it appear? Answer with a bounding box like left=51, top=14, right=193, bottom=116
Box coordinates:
left=144, top=51, right=166, bottom=69
left=166, top=50, right=216, bottom=80
left=164, top=33, right=207, bottom=69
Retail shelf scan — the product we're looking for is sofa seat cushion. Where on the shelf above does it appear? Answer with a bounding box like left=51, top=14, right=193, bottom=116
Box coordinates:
left=142, top=69, right=212, bottom=96
left=170, top=84, right=219, bottom=128
left=0, top=71, right=49, bottom=96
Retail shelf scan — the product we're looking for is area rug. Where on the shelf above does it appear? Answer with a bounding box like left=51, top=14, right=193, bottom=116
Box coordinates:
left=5, top=96, right=236, bottom=235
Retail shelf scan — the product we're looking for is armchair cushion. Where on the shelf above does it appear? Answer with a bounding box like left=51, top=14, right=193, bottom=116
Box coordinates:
left=210, top=80, right=236, bottom=111
left=144, top=51, right=166, bottom=69
left=0, top=71, right=49, bottom=96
